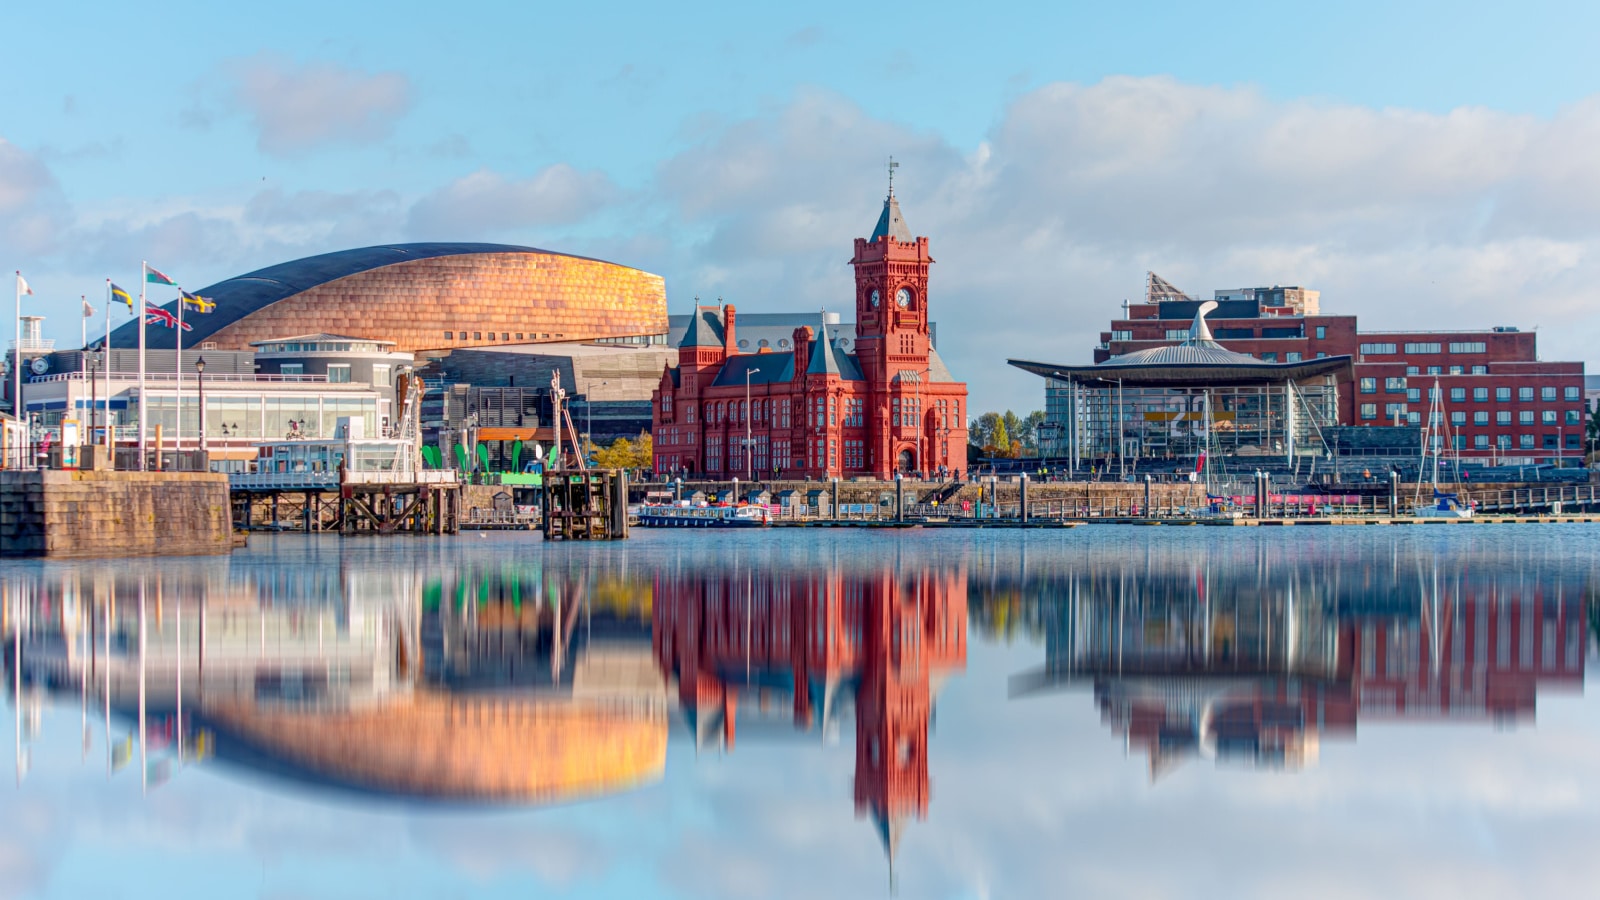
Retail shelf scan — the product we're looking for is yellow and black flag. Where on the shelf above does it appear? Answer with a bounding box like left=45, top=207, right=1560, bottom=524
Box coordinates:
left=109, top=282, right=134, bottom=309
left=181, top=290, right=214, bottom=313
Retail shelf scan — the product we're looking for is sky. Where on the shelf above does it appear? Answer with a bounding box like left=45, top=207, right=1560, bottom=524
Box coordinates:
left=5, top=0, right=1600, bottom=411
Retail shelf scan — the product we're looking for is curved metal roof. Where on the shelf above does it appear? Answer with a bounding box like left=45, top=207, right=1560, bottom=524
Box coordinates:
left=1099, top=340, right=1262, bottom=368
left=108, top=242, right=643, bottom=350
left=1008, top=355, right=1352, bottom=387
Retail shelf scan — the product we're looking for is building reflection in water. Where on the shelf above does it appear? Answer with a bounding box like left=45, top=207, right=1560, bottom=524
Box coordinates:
left=652, top=554, right=968, bottom=874
left=1003, top=540, right=1589, bottom=778
left=3, top=554, right=665, bottom=804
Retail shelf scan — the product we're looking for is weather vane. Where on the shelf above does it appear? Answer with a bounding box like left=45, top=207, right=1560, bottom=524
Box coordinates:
left=887, top=156, right=899, bottom=197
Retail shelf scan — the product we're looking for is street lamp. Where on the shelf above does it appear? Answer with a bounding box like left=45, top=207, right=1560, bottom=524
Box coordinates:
left=194, top=356, right=206, bottom=454
left=745, top=368, right=754, bottom=483
left=87, top=349, right=100, bottom=449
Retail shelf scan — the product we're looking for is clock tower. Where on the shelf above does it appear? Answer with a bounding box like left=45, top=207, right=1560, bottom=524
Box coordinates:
left=852, top=164, right=933, bottom=389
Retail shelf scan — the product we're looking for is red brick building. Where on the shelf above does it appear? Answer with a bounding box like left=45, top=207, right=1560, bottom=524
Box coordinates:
left=651, top=190, right=969, bottom=479
left=1092, top=276, right=1586, bottom=461
left=652, top=563, right=967, bottom=870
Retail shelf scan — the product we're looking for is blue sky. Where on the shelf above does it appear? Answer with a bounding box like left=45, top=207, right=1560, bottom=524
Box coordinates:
left=5, top=1, right=1600, bottom=409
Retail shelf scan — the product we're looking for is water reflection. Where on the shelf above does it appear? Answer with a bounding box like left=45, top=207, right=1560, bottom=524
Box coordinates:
left=1001, top=540, right=1589, bottom=778
left=3, top=554, right=663, bottom=803
left=2, top=532, right=1597, bottom=896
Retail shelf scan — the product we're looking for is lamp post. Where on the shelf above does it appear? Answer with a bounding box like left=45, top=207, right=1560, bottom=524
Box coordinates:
left=745, top=368, right=754, bottom=483
left=88, top=349, right=100, bottom=450
left=194, top=356, right=206, bottom=454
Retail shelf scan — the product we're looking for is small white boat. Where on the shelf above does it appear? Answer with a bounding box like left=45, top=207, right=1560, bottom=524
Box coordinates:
left=1414, top=489, right=1473, bottom=519
left=637, top=502, right=771, bottom=528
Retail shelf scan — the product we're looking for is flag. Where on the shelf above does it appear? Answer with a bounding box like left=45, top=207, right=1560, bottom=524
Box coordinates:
left=15, top=273, right=32, bottom=296
left=110, top=283, right=134, bottom=309
left=144, top=265, right=176, bottom=286
left=145, top=307, right=192, bottom=331
left=82, top=299, right=94, bottom=318
left=180, top=290, right=214, bottom=313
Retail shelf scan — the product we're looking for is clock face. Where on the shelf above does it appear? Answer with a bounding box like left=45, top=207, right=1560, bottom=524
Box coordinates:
left=896, top=287, right=912, bottom=308
left=869, top=289, right=881, bottom=308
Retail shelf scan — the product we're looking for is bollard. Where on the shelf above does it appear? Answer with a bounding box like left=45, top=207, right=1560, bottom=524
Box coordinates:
left=1020, top=474, right=1029, bottom=523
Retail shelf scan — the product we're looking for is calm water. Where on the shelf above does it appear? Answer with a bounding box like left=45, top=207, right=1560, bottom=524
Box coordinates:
left=3, top=527, right=1598, bottom=900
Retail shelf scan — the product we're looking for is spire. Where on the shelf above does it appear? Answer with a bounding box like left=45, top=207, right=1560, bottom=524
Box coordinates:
left=807, top=312, right=842, bottom=376
left=680, top=298, right=722, bottom=348
left=871, top=158, right=913, bottom=242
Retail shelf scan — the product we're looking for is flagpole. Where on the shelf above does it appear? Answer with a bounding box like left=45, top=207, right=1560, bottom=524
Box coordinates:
left=12, top=272, right=20, bottom=434
left=104, top=281, right=112, bottom=451
left=138, top=264, right=147, bottom=470
left=174, top=288, right=183, bottom=453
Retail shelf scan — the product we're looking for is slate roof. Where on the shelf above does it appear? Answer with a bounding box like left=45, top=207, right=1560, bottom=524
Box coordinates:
left=871, top=194, right=913, bottom=242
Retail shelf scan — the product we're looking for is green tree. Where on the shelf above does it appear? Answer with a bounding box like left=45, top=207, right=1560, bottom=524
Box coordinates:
left=992, top=417, right=1011, bottom=456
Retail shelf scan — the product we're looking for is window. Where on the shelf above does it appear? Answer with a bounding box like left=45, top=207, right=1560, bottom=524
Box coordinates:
left=372, top=365, right=390, bottom=387
left=1407, top=411, right=1421, bottom=425
left=502, top=333, right=510, bottom=341
left=1567, top=409, right=1581, bottom=425
left=1450, top=387, right=1465, bottom=401
left=1261, top=352, right=1277, bottom=362
left=1316, top=351, right=1327, bottom=358
left=1286, top=351, right=1302, bottom=362
left=1315, top=326, right=1326, bottom=340
left=1496, top=387, right=1511, bottom=401
left=327, top=365, right=351, bottom=384
left=1472, top=366, right=1487, bottom=375
left=1519, top=387, right=1534, bottom=401
left=1110, top=330, right=1133, bottom=342
left=1474, top=387, right=1488, bottom=401
left=1450, top=411, right=1465, bottom=425
left=1449, top=342, right=1487, bottom=354
left=1520, top=434, right=1534, bottom=449
left=1474, top=411, right=1488, bottom=425
left=1406, top=366, right=1420, bottom=375
left=444, top=331, right=453, bottom=339
left=279, top=364, right=304, bottom=378
left=1542, top=410, right=1557, bottom=424
left=1359, top=378, right=1378, bottom=394
left=1164, top=329, right=1189, bottom=340
left=1407, top=388, right=1421, bottom=402
left=1360, top=403, right=1377, bottom=420
left=1498, top=435, right=1511, bottom=450
left=1475, top=435, right=1489, bottom=449
left=1567, top=434, right=1582, bottom=449
left=472, top=332, right=482, bottom=340
left=1519, top=410, right=1534, bottom=424
left=1498, top=411, right=1512, bottom=425
left=1360, top=343, right=1397, bottom=355
left=1405, top=342, right=1442, bottom=354
left=1449, top=366, right=1462, bottom=375
left=1427, top=366, right=1442, bottom=375
left=686, top=405, right=695, bottom=424
left=1385, top=403, right=1406, bottom=419
left=1386, top=377, right=1407, bottom=393
left=1566, top=386, right=1581, bottom=401
left=1544, top=434, right=1558, bottom=449
left=516, top=333, right=524, bottom=340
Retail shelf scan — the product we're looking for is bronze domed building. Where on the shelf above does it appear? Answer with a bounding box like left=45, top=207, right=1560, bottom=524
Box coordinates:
left=108, top=243, right=667, bottom=354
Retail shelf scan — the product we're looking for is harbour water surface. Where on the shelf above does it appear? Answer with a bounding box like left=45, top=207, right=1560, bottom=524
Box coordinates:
left=3, top=527, right=1598, bottom=899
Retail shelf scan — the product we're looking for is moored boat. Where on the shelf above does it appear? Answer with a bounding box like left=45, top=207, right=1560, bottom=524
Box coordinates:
left=636, top=503, right=771, bottom=528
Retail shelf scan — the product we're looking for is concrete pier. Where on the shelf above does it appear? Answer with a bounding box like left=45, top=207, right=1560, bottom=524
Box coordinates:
left=0, top=469, right=232, bottom=557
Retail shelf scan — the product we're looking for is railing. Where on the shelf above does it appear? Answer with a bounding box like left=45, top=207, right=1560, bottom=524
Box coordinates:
left=230, top=471, right=340, bottom=490
left=28, top=372, right=335, bottom=384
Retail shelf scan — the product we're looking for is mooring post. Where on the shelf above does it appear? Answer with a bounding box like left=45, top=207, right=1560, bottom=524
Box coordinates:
left=1020, top=474, right=1029, bottom=523
left=1389, top=471, right=1399, bottom=516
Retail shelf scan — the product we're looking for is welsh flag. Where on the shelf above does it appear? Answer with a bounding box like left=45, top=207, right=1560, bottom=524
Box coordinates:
left=144, top=264, right=176, bottom=286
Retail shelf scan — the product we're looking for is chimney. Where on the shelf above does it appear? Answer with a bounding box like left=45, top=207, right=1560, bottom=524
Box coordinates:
left=723, top=304, right=737, bottom=354
left=793, top=326, right=812, bottom=376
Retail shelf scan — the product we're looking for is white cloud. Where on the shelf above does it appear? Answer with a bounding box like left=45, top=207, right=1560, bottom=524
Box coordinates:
left=405, top=164, right=619, bottom=239
left=649, top=78, right=1600, bottom=411
left=0, top=137, right=68, bottom=256
left=227, top=55, right=413, bottom=158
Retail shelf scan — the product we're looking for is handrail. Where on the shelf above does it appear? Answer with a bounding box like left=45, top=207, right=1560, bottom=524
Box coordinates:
left=29, top=372, right=337, bottom=384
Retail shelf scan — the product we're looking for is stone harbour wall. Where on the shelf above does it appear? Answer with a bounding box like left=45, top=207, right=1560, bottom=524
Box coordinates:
left=0, top=470, right=232, bottom=558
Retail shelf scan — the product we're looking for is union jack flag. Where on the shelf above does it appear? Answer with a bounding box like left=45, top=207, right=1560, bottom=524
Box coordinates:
left=145, top=307, right=192, bottom=331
